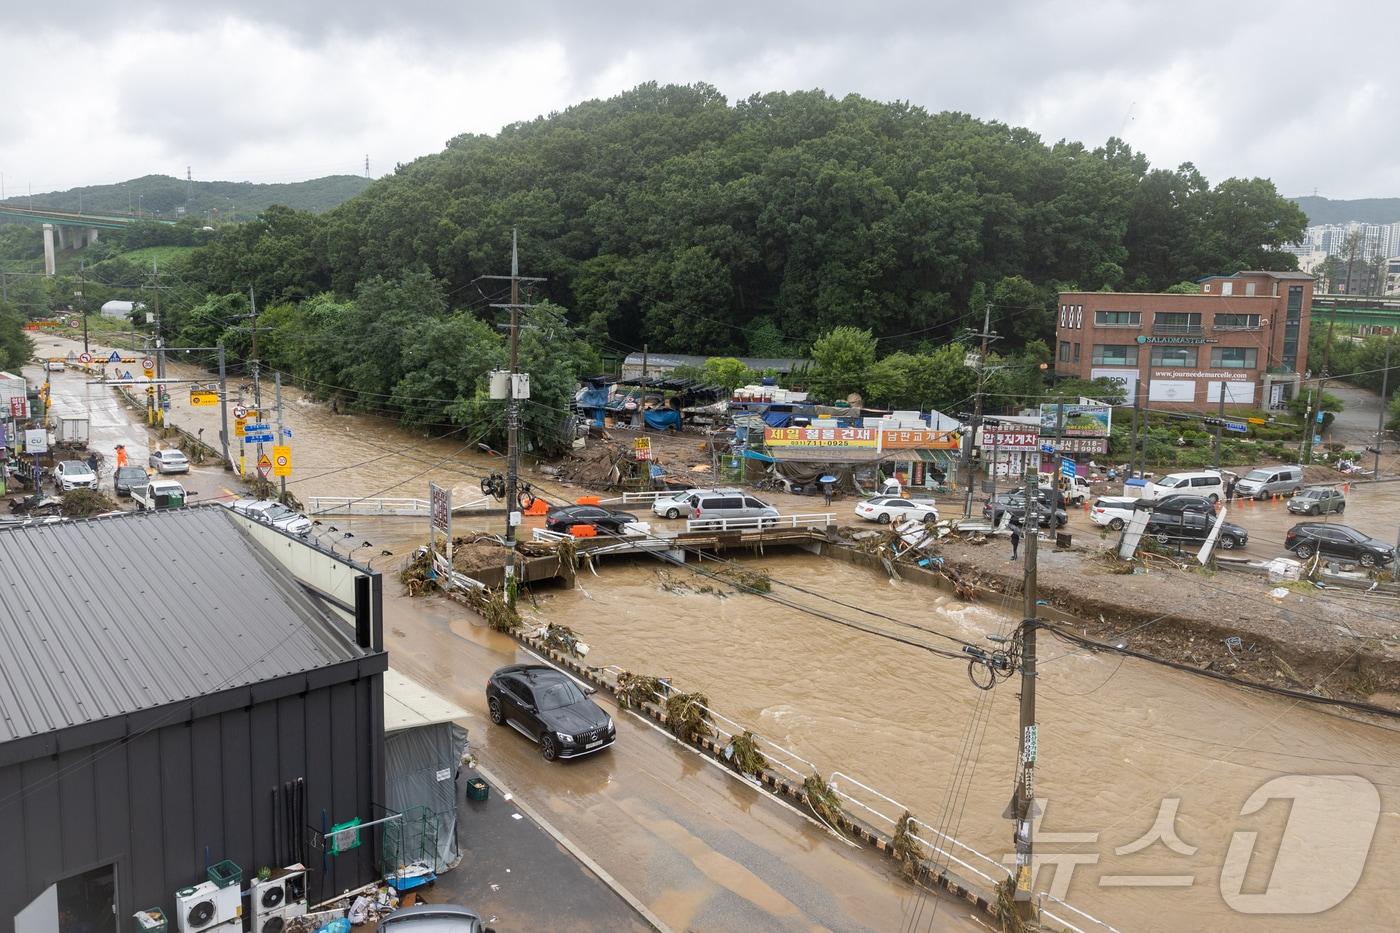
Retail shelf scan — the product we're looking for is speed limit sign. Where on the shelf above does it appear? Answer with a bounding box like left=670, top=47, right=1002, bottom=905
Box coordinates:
left=141, top=357, right=155, bottom=370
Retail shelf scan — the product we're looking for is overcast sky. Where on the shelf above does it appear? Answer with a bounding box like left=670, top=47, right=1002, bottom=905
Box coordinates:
left=1, top=1, right=1395, bottom=201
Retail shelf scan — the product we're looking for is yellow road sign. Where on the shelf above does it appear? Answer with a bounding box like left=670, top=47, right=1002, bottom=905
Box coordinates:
left=143, top=368, right=155, bottom=379
left=1247, top=417, right=1267, bottom=425
left=257, top=453, right=273, bottom=478
left=190, top=390, right=219, bottom=406
left=234, top=416, right=247, bottom=437
left=272, top=445, right=292, bottom=477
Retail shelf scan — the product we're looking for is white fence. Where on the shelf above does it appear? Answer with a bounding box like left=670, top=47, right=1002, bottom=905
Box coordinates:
left=685, top=512, right=835, bottom=533
left=592, top=663, right=1118, bottom=933
left=598, top=490, right=672, bottom=505
left=307, top=494, right=492, bottom=517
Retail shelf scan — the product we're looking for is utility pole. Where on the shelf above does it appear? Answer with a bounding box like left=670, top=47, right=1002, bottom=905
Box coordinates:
left=218, top=342, right=231, bottom=470
left=962, top=303, right=996, bottom=519
left=1300, top=387, right=1315, bottom=463
left=482, top=230, right=545, bottom=604
left=1212, top=384, right=1226, bottom=471
left=79, top=260, right=88, bottom=354
left=1008, top=466, right=1039, bottom=921
left=249, top=286, right=263, bottom=481
left=1375, top=343, right=1391, bottom=480
left=153, top=264, right=165, bottom=427
left=641, top=343, right=649, bottom=382
left=275, top=371, right=287, bottom=502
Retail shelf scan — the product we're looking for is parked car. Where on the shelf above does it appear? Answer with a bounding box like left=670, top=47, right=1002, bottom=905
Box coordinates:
left=377, top=904, right=491, bottom=933
left=113, top=466, right=150, bottom=498
left=132, top=478, right=194, bottom=511
left=1235, top=465, right=1304, bottom=500
left=44, top=360, right=65, bottom=372
left=687, top=492, right=779, bottom=523
left=1133, top=494, right=1216, bottom=516
left=854, top=496, right=939, bottom=525
left=983, top=491, right=1068, bottom=528
left=229, top=498, right=313, bottom=535
left=1285, top=523, right=1395, bottom=567
left=1145, top=470, right=1226, bottom=504
left=1089, top=496, right=1137, bottom=530
left=54, top=459, right=97, bottom=491
left=651, top=487, right=743, bottom=520
left=1287, top=486, right=1346, bottom=516
left=1145, top=511, right=1248, bottom=550
left=486, top=664, right=615, bottom=761
left=545, top=504, right=639, bottom=534
left=149, top=448, right=190, bottom=474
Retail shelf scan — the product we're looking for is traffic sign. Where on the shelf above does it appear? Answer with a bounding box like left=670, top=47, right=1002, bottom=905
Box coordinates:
left=1040, top=444, right=1056, bottom=454
left=232, top=405, right=249, bottom=418
left=1225, top=422, right=1247, bottom=434
left=143, top=368, right=155, bottom=379
left=77, top=352, right=91, bottom=364
left=244, top=432, right=275, bottom=443
left=1060, top=457, right=1077, bottom=478
left=272, top=445, right=292, bottom=477
left=1247, top=417, right=1267, bottom=425
left=121, top=370, right=133, bottom=380
left=257, top=453, right=272, bottom=479
left=190, top=390, right=219, bottom=406
left=244, top=422, right=270, bottom=433
left=141, top=357, right=155, bottom=370
left=107, top=350, right=121, bottom=364
left=280, top=427, right=293, bottom=439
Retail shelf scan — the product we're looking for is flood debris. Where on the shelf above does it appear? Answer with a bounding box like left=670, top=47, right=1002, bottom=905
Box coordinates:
left=664, top=691, right=713, bottom=742
left=614, top=671, right=665, bottom=709
left=724, top=730, right=770, bottom=778
left=539, top=622, right=588, bottom=657
left=892, top=811, right=926, bottom=878
left=801, top=772, right=848, bottom=833
left=464, top=586, right=521, bottom=632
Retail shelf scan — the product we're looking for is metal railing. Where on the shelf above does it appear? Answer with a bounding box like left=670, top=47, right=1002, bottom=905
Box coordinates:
left=307, top=494, right=492, bottom=517
left=591, top=665, right=1118, bottom=933
left=598, top=490, right=673, bottom=504
left=685, top=512, right=835, bottom=533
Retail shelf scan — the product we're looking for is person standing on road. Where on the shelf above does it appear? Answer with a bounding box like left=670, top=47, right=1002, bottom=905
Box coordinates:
left=1009, top=524, right=1022, bottom=561
left=114, top=445, right=127, bottom=468
left=1226, top=476, right=1237, bottom=502
left=822, top=481, right=834, bottom=507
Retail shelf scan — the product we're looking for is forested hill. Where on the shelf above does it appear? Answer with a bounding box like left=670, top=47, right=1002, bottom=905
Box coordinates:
left=1, top=173, right=370, bottom=218
left=1291, top=196, right=1400, bottom=226
left=184, top=82, right=1306, bottom=355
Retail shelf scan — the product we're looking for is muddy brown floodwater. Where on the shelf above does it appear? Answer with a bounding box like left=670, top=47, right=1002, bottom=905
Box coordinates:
left=525, top=551, right=1400, bottom=932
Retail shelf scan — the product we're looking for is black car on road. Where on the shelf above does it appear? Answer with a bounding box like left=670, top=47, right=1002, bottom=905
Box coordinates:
left=113, top=466, right=150, bottom=498
left=486, top=664, right=616, bottom=761
left=1285, top=523, right=1394, bottom=567
left=1134, top=494, right=1215, bottom=516
left=983, top=492, right=1068, bottom=528
left=1145, top=511, right=1248, bottom=550
left=544, top=505, right=639, bottom=534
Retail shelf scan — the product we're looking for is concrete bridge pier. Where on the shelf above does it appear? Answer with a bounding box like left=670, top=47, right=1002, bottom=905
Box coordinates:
left=42, top=224, right=55, bottom=275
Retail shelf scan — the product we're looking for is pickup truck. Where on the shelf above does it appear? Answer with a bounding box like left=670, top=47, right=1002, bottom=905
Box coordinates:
left=1038, top=472, right=1092, bottom=504
left=132, top=478, right=195, bottom=511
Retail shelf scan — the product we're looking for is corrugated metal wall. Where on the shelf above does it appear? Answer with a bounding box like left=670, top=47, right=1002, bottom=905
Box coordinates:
left=0, top=667, right=385, bottom=933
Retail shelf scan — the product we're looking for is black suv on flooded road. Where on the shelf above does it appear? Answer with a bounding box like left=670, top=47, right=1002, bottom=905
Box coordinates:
left=486, top=664, right=616, bottom=761
left=1285, top=523, right=1394, bottom=567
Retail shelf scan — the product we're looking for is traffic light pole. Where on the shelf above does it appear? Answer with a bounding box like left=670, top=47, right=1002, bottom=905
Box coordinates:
left=1010, top=467, right=1040, bottom=921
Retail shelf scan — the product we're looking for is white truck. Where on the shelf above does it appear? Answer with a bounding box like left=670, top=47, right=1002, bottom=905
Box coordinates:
left=54, top=415, right=90, bottom=448
left=132, top=478, right=195, bottom=511
left=1038, top=472, right=1093, bottom=504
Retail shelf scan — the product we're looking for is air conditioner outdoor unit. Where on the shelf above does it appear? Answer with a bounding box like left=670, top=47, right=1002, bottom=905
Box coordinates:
left=249, top=865, right=308, bottom=933
left=174, top=882, right=239, bottom=933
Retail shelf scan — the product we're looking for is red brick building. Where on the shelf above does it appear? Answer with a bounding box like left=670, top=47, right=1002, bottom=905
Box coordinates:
left=1054, top=271, right=1314, bottom=410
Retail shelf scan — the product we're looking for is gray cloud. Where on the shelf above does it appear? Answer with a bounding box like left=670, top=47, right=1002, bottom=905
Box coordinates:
left=1, top=1, right=1395, bottom=198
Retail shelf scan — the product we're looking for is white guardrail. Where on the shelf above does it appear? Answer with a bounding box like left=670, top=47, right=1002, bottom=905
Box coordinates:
left=593, top=664, right=1120, bottom=933
left=685, top=512, right=835, bottom=533
left=307, top=495, right=493, bottom=517
left=598, top=490, right=673, bottom=504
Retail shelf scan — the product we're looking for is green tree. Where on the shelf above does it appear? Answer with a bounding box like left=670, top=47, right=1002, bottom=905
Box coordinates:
left=699, top=357, right=757, bottom=391
left=1162, top=281, right=1199, bottom=294
left=808, top=326, right=876, bottom=400
left=0, top=302, right=35, bottom=371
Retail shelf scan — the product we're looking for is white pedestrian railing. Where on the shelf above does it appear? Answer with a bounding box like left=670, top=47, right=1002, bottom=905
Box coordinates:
left=685, top=512, right=835, bottom=533
left=586, top=663, right=1120, bottom=933
left=599, top=490, right=673, bottom=504
left=307, top=494, right=494, bottom=517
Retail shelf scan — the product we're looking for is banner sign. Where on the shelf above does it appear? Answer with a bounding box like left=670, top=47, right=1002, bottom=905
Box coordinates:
left=766, top=427, right=878, bottom=447
left=984, top=428, right=1040, bottom=451
left=1039, top=404, right=1111, bottom=437
left=880, top=429, right=960, bottom=450
left=429, top=482, right=452, bottom=535
left=1051, top=437, right=1109, bottom=455
left=764, top=427, right=960, bottom=449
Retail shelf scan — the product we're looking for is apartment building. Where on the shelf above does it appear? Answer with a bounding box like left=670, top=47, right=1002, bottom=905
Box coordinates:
left=1055, top=271, right=1314, bottom=410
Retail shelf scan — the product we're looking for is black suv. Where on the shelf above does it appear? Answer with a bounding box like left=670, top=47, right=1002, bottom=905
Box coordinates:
left=1145, top=511, right=1248, bottom=550
left=486, top=664, right=616, bottom=761
left=983, top=491, right=1068, bottom=528
left=1134, top=494, right=1215, bottom=515
left=544, top=505, right=639, bottom=534
left=1285, top=523, right=1395, bottom=567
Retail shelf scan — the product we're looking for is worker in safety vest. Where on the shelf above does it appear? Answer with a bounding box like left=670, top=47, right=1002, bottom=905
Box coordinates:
left=115, top=445, right=128, bottom=468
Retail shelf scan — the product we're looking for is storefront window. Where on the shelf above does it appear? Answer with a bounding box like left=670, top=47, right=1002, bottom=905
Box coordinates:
left=1151, top=346, right=1198, bottom=367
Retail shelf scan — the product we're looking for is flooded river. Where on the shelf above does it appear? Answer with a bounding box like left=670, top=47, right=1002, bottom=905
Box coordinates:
left=526, top=551, right=1400, bottom=932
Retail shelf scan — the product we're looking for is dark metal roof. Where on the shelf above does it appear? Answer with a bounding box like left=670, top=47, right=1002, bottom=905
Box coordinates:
left=0, top=506, right=368, bottom=744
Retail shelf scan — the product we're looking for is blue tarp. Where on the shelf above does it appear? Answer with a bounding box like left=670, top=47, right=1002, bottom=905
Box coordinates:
left=761, top=410, right=791, bottom=428
left=742, top=449, right=776, bottom=462
left=644, top=409, right=683, bottom=431
left=577, top=385, right=610, bottom=409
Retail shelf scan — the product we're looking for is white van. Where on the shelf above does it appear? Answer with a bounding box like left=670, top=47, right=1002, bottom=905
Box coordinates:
left=1145, top=470, right=1225, bottom=504
left=1234, top=465, right=1304, bottom=500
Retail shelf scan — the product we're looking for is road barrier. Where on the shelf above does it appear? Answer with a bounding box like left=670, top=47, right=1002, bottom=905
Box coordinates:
left=307, top=494, right=493, bottom=517
left=685, top=512, right=835, bottom=533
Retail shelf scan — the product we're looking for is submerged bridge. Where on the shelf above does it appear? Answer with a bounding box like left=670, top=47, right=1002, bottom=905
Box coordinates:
left=0, top=205, right=173, bottom=275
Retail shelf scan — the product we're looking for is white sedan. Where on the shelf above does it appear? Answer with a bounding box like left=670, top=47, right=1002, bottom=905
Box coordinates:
left=149, top=448, right=190, bottom=474
left=854, top=496, right=940, bottom=525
